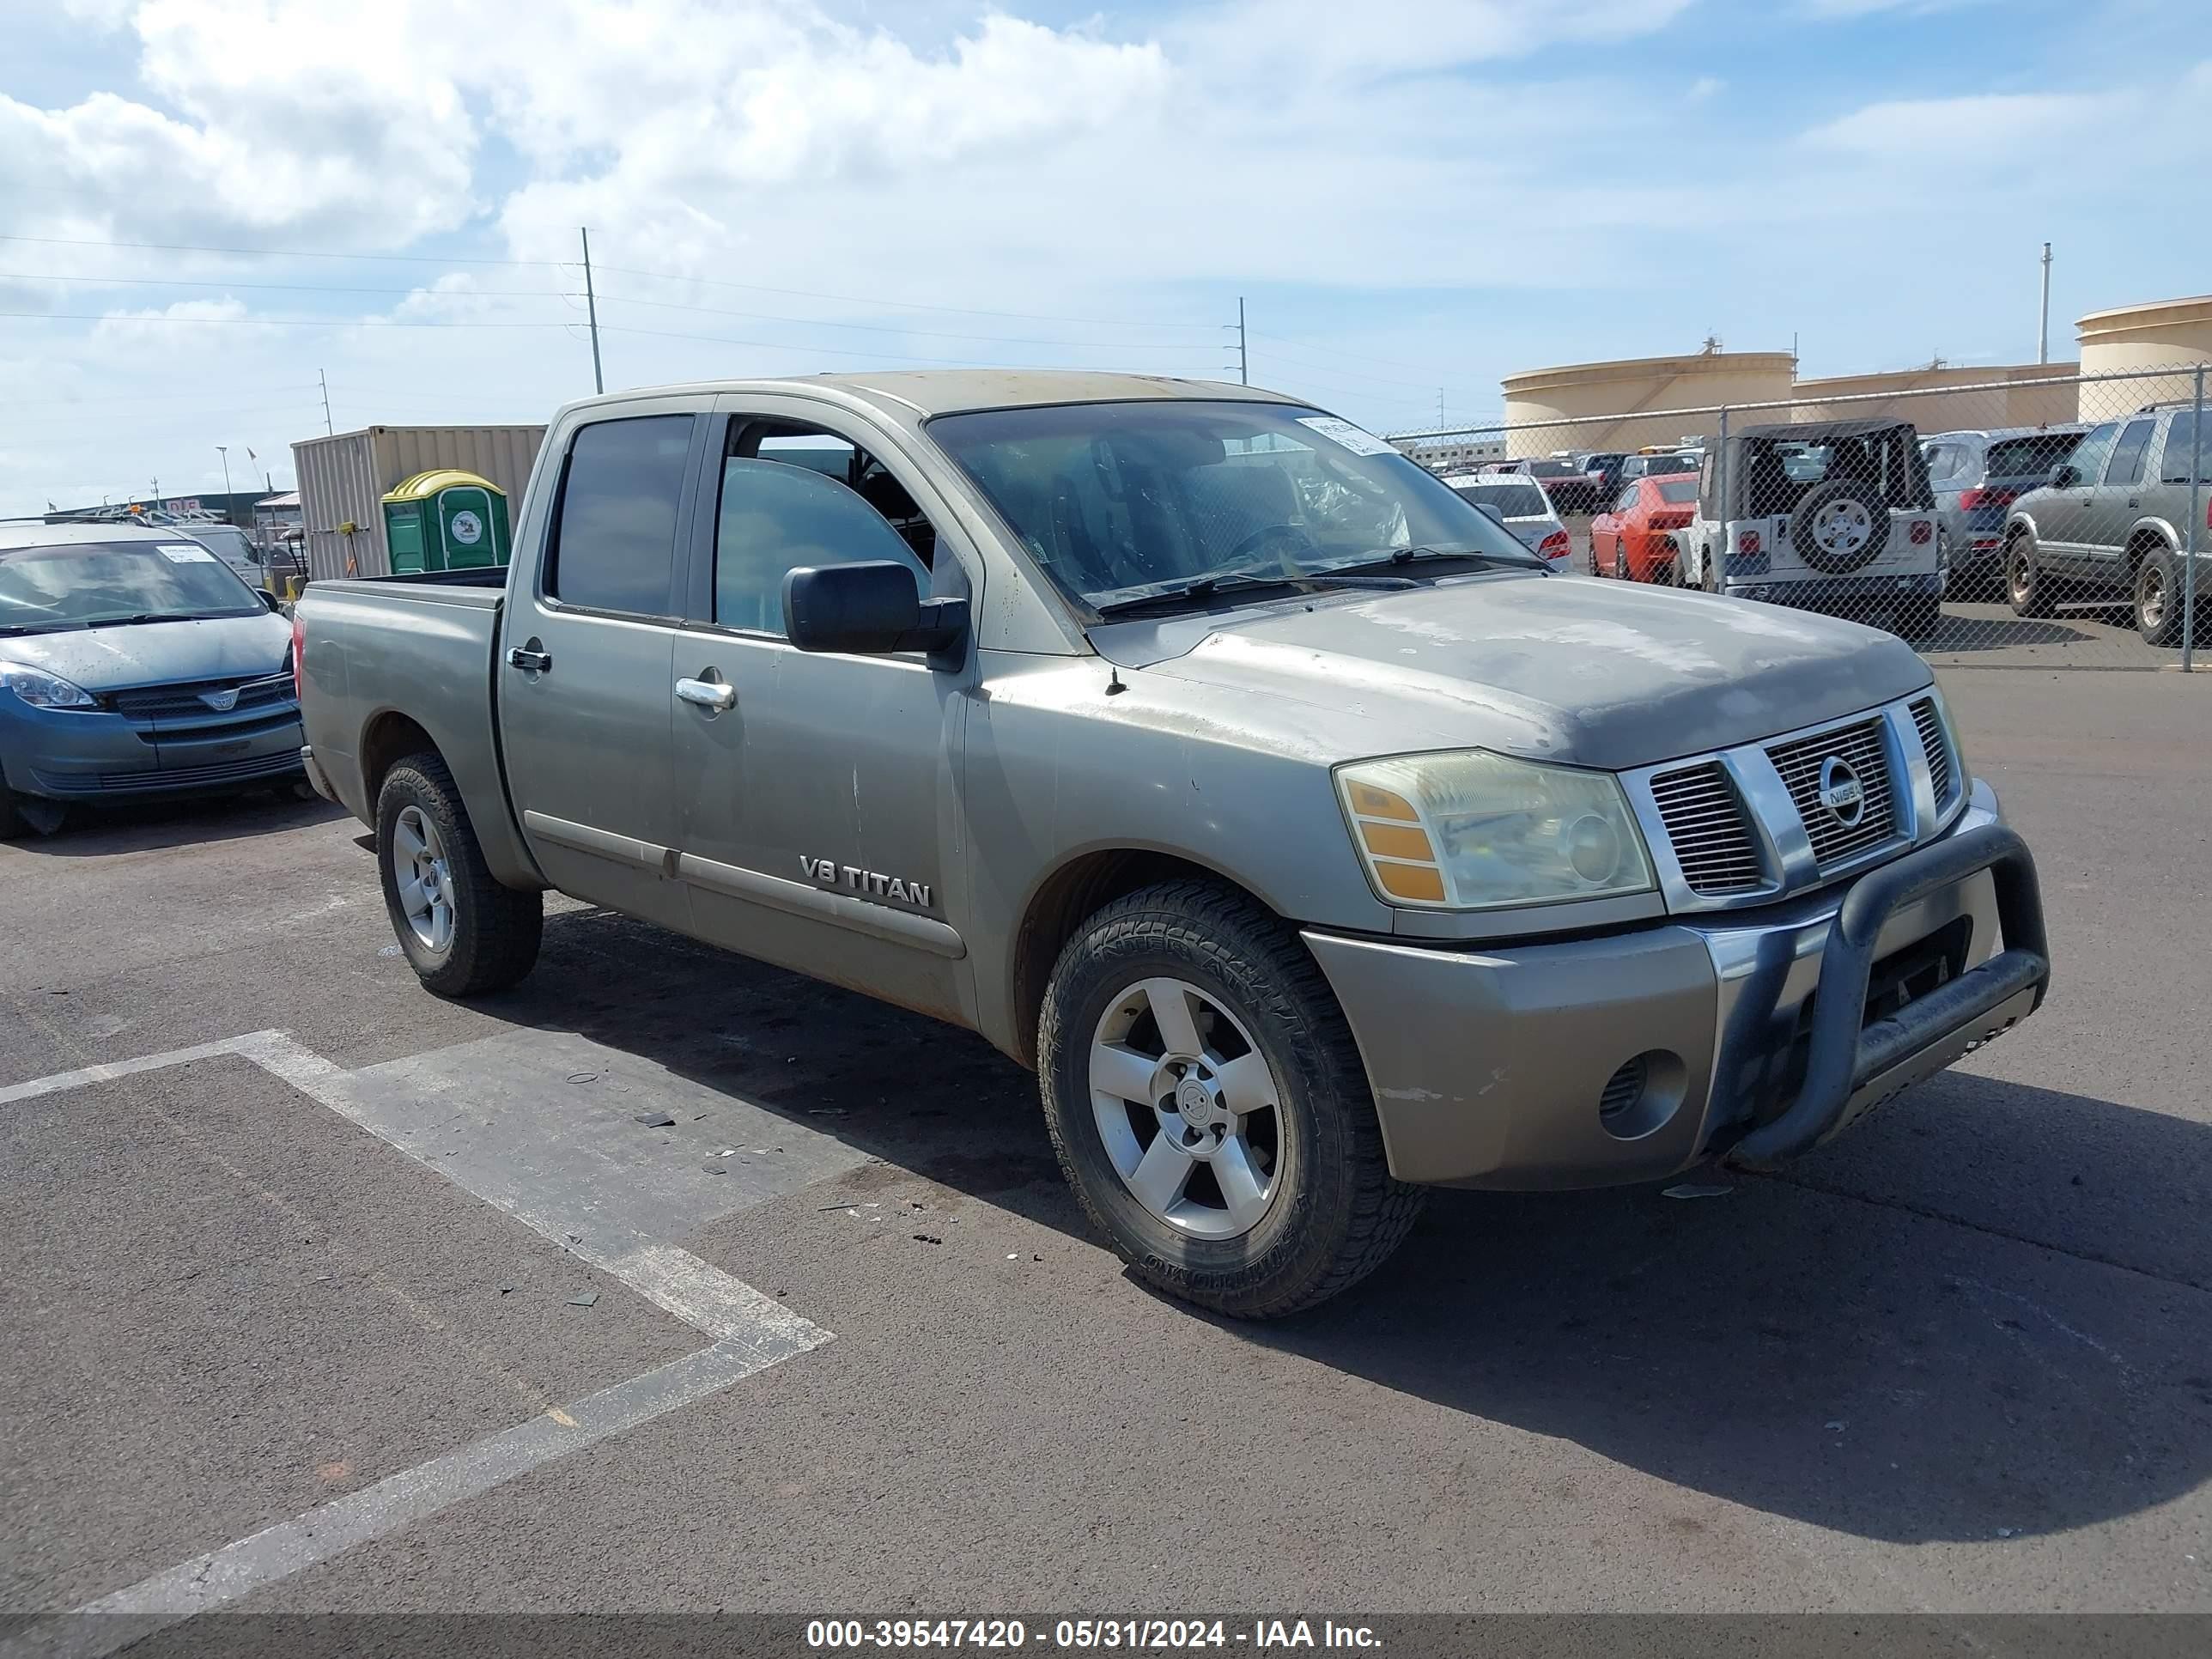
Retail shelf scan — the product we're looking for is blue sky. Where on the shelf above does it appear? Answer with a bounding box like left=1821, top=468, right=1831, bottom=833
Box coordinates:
left=1, top=0, right=2204, bottom=514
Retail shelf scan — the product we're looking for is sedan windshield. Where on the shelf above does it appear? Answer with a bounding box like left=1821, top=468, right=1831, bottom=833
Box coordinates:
left=0, top=538, right=264, bottom=633
left=928, top=400, right=1539, bottom=611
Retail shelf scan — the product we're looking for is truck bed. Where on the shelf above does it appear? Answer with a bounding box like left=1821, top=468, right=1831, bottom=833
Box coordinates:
left=295, top=571, right=538, bottom=888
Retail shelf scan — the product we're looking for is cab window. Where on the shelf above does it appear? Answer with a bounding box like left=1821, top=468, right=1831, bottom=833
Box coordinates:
left=712, top=421, right=936, bottom=635
left=546, top=415, right=692, bottom=616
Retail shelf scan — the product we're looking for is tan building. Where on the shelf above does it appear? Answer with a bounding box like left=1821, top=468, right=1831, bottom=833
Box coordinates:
left=1498, top=350, right=1795, bottom=459
left=1790, top=362, right=2080, bottom=433
left=1391, top=435, right=1505, bottom=472
left=2076, top=295, right=2212, bottom=416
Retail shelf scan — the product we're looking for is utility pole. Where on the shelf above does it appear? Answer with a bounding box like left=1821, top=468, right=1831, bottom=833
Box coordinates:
left=2038, top=241, right=2052, bottom=364
left=581, top=227, right=605, bottom=394
left=1437, top=388, right=1446, bottom=428
left=216, top=445, right=233, bottom=518
left=319, top=368, right=333, bottom=435
left=1236, top=297, right=1248, bottom=386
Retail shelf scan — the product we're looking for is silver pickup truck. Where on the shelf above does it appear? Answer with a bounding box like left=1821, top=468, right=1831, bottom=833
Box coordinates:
left=297, top=371, right=2051, bottom=1317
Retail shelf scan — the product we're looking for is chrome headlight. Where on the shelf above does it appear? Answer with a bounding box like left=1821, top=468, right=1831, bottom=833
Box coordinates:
left=1336, top=750, right=1656, bottom=910
left=0, top=661, right=97, bottom=710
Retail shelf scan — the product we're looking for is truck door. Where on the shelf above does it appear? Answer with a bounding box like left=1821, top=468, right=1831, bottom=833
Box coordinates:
left=498, top=409, right=701, bottom=932
left=667, top=399, right=975, bottom=1024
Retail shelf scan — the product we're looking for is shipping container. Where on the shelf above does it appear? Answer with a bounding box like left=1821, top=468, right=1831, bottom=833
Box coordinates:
left=291, top=425, right=545, bottom=581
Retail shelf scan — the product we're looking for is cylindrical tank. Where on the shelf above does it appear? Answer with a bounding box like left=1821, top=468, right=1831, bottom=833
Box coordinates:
left=1790, top=363, right=2080, bottom=434
left=2076, top=295, right=2212, bottom=418
left=1499, top=352, right=1795, bottom=459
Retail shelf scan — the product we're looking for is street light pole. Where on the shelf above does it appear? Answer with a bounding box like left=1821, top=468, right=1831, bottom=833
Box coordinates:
left=2038, top=242, right=2052, bottom=365
left=216, top=445, right=233, bottom=519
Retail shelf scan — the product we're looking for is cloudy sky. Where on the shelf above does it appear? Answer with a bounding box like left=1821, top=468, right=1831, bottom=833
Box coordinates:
left=2, top=0, right=2203, bottom=514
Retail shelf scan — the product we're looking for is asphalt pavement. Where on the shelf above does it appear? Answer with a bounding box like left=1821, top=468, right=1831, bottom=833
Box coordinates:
left=2, top=666, right=2208, bottom=1626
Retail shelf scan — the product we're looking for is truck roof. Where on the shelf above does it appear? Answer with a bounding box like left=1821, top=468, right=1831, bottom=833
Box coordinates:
left=556, top=370, right=1303, bottom=421
left=1, top=520, right=172, bottom=550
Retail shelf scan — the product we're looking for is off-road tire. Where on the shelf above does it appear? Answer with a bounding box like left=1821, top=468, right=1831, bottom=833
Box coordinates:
left=1791, top=478, right=1890, bottom=575
left=376, top=751, right=543, bottom=997
left=2008, top=531, right=2056, bottom=617
left=1037, top=878, right=1424, bottom=1318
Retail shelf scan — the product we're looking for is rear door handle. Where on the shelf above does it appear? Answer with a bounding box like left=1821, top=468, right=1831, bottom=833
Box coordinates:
left=675, top=677, right=735, bottom=712
left=507, top=646, right=552, bottom=673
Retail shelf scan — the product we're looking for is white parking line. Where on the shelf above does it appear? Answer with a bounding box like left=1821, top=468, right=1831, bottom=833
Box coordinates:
left=0, top=1030, right=832, bottom=1652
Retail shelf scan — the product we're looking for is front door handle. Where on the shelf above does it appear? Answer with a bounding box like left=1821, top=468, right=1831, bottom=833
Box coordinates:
left=675, top=677, right=735, bottom=712
left=507, top=645, right=552, bottom=673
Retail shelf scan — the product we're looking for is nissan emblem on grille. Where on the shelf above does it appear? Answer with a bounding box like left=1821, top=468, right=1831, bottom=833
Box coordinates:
left=199, top=688, right=240, bottom=712
left=1818, top=756, right=1866, bottom=828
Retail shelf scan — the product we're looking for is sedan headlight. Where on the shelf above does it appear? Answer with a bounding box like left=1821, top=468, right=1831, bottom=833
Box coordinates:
left=0, top=661, right=98, bottom=709
left=1336, top=750, right=1656, bottom=909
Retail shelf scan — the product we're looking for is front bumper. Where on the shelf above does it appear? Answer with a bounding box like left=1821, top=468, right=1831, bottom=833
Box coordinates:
left=1, top=699, right=304, bottom=802
left=1304, top=781, right=2048, bottom=1189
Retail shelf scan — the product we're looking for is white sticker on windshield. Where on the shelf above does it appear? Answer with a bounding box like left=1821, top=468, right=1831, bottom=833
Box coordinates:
left=157, top=543, right=216, bottom=563
left=1296, top=416, right=1397, bottom=457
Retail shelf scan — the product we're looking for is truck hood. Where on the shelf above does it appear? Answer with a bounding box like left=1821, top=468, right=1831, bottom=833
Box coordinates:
left=1091, top=571, right=1932, bottom=771
left=0, top=611, right=293, bottom=692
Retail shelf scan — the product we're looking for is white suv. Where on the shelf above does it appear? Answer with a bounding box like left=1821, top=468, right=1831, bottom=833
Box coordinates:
left=1683, top=417, right=1944, bottom=636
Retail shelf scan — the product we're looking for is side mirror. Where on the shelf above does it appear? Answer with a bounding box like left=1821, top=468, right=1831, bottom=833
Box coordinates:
left=782, top=561, right=967, bottom=660
left=2049, top=464, right=2080, bottom=489
left=258, top=588, right=283, bottom=613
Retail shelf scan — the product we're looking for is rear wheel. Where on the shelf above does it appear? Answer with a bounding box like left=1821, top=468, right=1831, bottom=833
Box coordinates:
left=1038, top=879, right=1423, bottom=1317
left=2135, top=548, right=2202, bottom=647
left=2008, top=532, right=2056, bottom=617
left=376, top=752, right=543, bottom=997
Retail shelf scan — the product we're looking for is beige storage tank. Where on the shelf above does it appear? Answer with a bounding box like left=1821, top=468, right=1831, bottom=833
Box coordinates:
left=1499, top=351, right=1795, bottom=459
left=2076, top=295, right=2212, bottom=416
left=1790, top=363, right=2080, bottom=434
left=293, top=424, right=546, bottom=581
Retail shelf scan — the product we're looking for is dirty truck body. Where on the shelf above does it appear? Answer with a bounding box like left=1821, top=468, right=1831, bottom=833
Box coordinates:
left=297, top=372, right=2050, bottom=1316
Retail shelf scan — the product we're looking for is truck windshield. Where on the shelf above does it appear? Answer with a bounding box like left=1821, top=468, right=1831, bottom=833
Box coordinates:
left=0, top=538, right=264, bottom=634
left=928, top=399, right=1540, bottom=611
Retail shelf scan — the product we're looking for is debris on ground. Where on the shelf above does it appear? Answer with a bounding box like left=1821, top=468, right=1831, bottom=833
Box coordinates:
left=566, top=1291, right=599, bottom=1307
left=567, top=1072, right=599, bottom=1085
left=912, top=1233, right=942, bottom=1245
left=499, top=1283, right=517, bottom=1296
left=633, top=1111, right=677, bottom=1127
left=702, top=1161, right=727, bottom=1175
left=1825, top=1420, right=1845, bottom=1432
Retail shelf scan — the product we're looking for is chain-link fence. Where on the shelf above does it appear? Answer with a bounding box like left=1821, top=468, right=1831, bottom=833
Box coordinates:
left=1393, top=364, right=2210, bottom=670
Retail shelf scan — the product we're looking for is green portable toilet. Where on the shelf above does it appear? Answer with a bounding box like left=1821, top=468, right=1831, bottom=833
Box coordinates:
left=381, top=469, right=512, bottom=574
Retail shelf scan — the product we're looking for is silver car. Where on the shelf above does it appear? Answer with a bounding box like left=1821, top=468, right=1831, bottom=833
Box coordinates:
left=1443, top=474, right=1573, bottom=566
left=1920, top=427, right=2087, bottom=599
left=0, top=521, right=301, bottom=836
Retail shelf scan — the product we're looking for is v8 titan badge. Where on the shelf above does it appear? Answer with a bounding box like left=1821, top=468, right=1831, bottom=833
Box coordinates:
left=448, top=509, right=484, bottom=546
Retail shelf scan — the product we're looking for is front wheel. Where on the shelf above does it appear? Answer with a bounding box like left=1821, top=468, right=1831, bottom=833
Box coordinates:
left=1037, top=880, right=1423, bottom=1318
left=376, top=752, right=543, bottom=997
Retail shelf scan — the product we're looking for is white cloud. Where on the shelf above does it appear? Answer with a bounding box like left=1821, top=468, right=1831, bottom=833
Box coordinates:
left=1687, top=76, right=1723, bottom=100
left=1799, top=90, right=2128, bottom=161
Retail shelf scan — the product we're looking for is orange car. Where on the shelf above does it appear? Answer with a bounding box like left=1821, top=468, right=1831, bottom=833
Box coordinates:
left=1589, top=473, right=1700, bottom=583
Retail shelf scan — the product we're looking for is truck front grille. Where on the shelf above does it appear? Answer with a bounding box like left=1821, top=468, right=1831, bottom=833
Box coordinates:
left=1648, top=762, right=1765, bottom=895
left=1910, top=697, right=1954, bottom=809
left=1765, top=718, right=1896, bottom=865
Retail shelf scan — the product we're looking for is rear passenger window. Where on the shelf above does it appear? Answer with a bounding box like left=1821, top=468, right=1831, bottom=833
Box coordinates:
left=2106, top=419, right=2155, bottom=487
left=546, top=416, right=692, bottom=615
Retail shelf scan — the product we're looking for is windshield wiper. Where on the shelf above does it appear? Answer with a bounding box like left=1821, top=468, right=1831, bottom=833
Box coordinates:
left=1091, top=569, right=1416, bottom=619
left=1328, top=544, right=1545, bottom=575
left=82, top=611, right=233, bottom=629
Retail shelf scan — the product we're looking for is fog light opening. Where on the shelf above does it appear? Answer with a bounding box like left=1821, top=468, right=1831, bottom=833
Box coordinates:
left=1597, top=1048, right=1688, bottom=1141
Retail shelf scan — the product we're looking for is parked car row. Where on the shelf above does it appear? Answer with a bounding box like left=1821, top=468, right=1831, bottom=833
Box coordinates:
left=1468, top=447, right=1706, bottom=520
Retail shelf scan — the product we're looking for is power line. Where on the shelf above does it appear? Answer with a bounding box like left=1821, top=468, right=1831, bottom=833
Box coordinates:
left=592, top=319, right=1222, bottom=374
left=0, top=233, right=561, bottom=267
left=586, top=261, right=1218, bottom=331
left=590, top=291, right=1200, bottom=351
left=0, top=312, right=574, bottom=329
left=0, top=270, right=573, bottom=299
